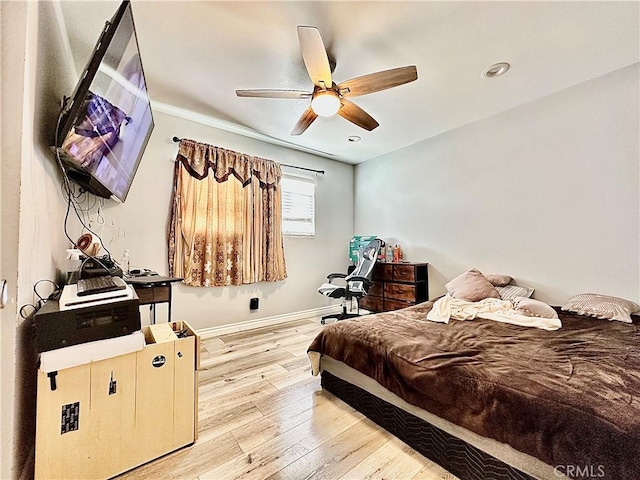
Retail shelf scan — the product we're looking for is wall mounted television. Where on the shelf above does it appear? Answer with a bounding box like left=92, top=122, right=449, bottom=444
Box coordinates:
left=53, top=0, right=153, bottom=203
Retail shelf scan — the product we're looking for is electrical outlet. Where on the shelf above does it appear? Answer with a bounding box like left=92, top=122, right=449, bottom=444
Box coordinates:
left=250, top=298, right=259, bottom=310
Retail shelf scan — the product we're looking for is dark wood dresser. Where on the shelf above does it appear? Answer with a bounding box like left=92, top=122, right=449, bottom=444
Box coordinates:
left=359, top=262, right=429, bottom=313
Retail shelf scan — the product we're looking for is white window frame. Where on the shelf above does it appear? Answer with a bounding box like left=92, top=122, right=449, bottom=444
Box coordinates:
left=281, top=173, right=315, bottom=237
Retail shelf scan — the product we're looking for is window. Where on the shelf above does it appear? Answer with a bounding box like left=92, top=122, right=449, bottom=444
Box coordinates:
left=281, top=175, right=315, bottom=237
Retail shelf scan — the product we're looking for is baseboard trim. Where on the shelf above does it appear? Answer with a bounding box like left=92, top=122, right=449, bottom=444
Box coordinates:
left=196, top=305, right=340, bottom=338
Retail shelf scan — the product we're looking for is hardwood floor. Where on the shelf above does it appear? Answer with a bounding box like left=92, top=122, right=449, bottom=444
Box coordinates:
left=118, top=317, right=458, bottom=480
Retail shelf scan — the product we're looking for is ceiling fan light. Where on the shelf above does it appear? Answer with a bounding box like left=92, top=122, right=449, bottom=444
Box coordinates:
left=311, top=91, right=340, bottom=117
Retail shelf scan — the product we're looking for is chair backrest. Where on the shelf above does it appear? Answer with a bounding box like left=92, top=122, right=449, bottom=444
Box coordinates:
left=346, top=239, right=382, bottom=293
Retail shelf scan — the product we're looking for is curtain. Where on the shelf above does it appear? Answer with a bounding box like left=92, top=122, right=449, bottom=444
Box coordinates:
left=168, top=139, right=287, bottom=286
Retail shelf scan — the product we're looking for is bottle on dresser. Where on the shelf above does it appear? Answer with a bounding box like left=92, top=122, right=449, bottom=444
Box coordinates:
left=386, top=245, right=393, bottom=263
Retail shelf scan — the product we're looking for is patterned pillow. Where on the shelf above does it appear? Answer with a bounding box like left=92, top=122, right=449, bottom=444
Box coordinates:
left=446, top=268, right=500, bottom=302
left=496, top=285, right=535, bottom=301
left=486, top=274, right=512, bottom=287
left=561, top=293, right=640, bottom=323
left=513, top=297, right=558, bottom=319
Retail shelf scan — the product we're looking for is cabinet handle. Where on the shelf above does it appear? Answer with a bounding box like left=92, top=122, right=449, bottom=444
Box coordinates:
left=47, top=371, right=58, bottom=391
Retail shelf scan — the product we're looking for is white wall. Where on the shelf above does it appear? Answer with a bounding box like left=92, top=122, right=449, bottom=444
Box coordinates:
left=1, top=2, right=78, bottom=477
left=0, top=4, right=28, bottom=477
left=100, top=110, right=354, bottom=330
left=355, top=65, right=640, bottom=305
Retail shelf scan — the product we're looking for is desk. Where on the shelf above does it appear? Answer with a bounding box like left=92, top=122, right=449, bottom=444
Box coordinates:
left=125, top=276, right=182, bottom=324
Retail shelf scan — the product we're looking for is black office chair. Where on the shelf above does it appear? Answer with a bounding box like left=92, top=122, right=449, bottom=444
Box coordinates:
left=318, top=238, right=383, bottom=324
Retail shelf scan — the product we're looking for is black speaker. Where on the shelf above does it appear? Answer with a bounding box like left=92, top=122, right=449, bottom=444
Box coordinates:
left=33, top=297, right=140, bottom=352
left=250, top=298, right=259, bottom=310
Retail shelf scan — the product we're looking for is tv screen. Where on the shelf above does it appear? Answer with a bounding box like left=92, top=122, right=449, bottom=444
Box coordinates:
left=54, top=0, right=153, bottom=203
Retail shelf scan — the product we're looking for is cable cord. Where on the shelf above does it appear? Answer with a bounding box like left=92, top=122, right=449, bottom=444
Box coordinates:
left=77, top=255, right=114, bottom=280
left=19, top=279, right=60, bottom=319
left=54, top=100, right=114, bottom=268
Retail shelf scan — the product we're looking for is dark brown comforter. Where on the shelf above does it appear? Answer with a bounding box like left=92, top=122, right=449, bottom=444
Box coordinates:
left=308, top=302, right=640, bottom=479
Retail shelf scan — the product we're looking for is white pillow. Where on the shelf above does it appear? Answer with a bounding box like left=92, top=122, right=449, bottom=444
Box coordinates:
left=561, top=293, right=640, bottom=323
left=497, top=285, right=535, bottom=301
left=513, top=297, right=558, bottom=319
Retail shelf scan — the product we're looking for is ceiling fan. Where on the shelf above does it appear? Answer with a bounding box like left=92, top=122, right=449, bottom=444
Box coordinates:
left=235, top=26, right=418, bottom=136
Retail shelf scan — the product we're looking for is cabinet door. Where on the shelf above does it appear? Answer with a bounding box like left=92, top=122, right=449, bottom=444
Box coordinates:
left=173, top=336, right=196, bottom=447
left=132, top=342, right=175, bottom=464
left=35, top=364, right=92, bottom=480
left=88, top=353, right=136, bottom=476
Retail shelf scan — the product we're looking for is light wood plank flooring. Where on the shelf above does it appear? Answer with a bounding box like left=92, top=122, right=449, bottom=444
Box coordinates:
left=119, top=317, right=458, bottom=480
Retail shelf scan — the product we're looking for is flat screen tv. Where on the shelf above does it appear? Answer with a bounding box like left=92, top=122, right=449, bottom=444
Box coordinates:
left=53, top=0, right=153, bottom=203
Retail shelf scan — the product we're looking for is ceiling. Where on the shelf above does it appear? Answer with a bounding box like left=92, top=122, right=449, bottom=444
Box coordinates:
left=59, top=1, right=639, bottom=164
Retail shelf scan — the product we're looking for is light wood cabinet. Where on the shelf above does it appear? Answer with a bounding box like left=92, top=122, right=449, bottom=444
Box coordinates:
left=35, top=321, right=199, bottom=479
left=360, top=262, right=428, bottom=313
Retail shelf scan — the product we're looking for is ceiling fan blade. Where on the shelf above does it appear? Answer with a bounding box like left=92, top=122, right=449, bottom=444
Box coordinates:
left=291, top=106, right=318, bottom=136
left=297, top=26, right=332, bottom=88
left=338, top=99, right=379, bottom=131
left=236, top=89, right=312, bottom=99
left=338, top=66, right=418, bottom=98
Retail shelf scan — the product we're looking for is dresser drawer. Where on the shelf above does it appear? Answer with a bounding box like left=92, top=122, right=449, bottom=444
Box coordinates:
left=133, top=284, right=170, bottom=304
left=393, top=264, right=416, bottom=282
left=360, top=295, right=383, bottom=312
left=372, top=263, right=393, bottom=282
left=368, top=282, right=384, bottom=297
left=384, top=283, right=417, bottom=302
left=384, top=299, right=413, bottom=311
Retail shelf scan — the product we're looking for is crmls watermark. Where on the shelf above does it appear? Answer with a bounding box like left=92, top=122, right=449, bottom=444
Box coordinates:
left=554, top=464, right=606, bottom=478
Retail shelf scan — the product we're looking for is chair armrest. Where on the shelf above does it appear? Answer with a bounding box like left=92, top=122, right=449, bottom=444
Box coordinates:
left=326, top=273, right=347, bottom=282
left=346, top=276, right=373, bottom=288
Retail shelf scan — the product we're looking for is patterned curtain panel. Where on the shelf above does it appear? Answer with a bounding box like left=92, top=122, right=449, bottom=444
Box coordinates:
left=168, top=139, right=287, bottom=286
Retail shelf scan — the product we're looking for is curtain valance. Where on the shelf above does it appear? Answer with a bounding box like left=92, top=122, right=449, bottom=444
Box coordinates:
left=177, top=139, right=281, bottom=187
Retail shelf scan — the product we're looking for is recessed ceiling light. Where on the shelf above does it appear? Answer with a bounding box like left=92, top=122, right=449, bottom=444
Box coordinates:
left=482, top=62, right=510, bottom=78
left=347, top=136, right=361, bottom=143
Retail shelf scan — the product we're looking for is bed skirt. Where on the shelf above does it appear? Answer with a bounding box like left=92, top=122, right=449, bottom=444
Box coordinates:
left=321, top=371, right=537, bottom=480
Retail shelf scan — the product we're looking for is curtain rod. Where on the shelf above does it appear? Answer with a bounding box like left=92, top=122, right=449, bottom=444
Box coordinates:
left=172, top=137, right=325, bottom=175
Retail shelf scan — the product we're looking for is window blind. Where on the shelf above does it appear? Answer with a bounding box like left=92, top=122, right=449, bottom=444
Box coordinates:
left=281, top=175, right=315, bottom=237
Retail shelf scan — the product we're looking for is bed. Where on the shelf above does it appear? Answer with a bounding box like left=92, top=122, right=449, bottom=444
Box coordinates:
left=307, top=301, right=640, bottom=480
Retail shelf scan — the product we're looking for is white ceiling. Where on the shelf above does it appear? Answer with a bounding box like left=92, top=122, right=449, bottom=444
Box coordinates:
left=59, top=1, right=639, bottom=164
